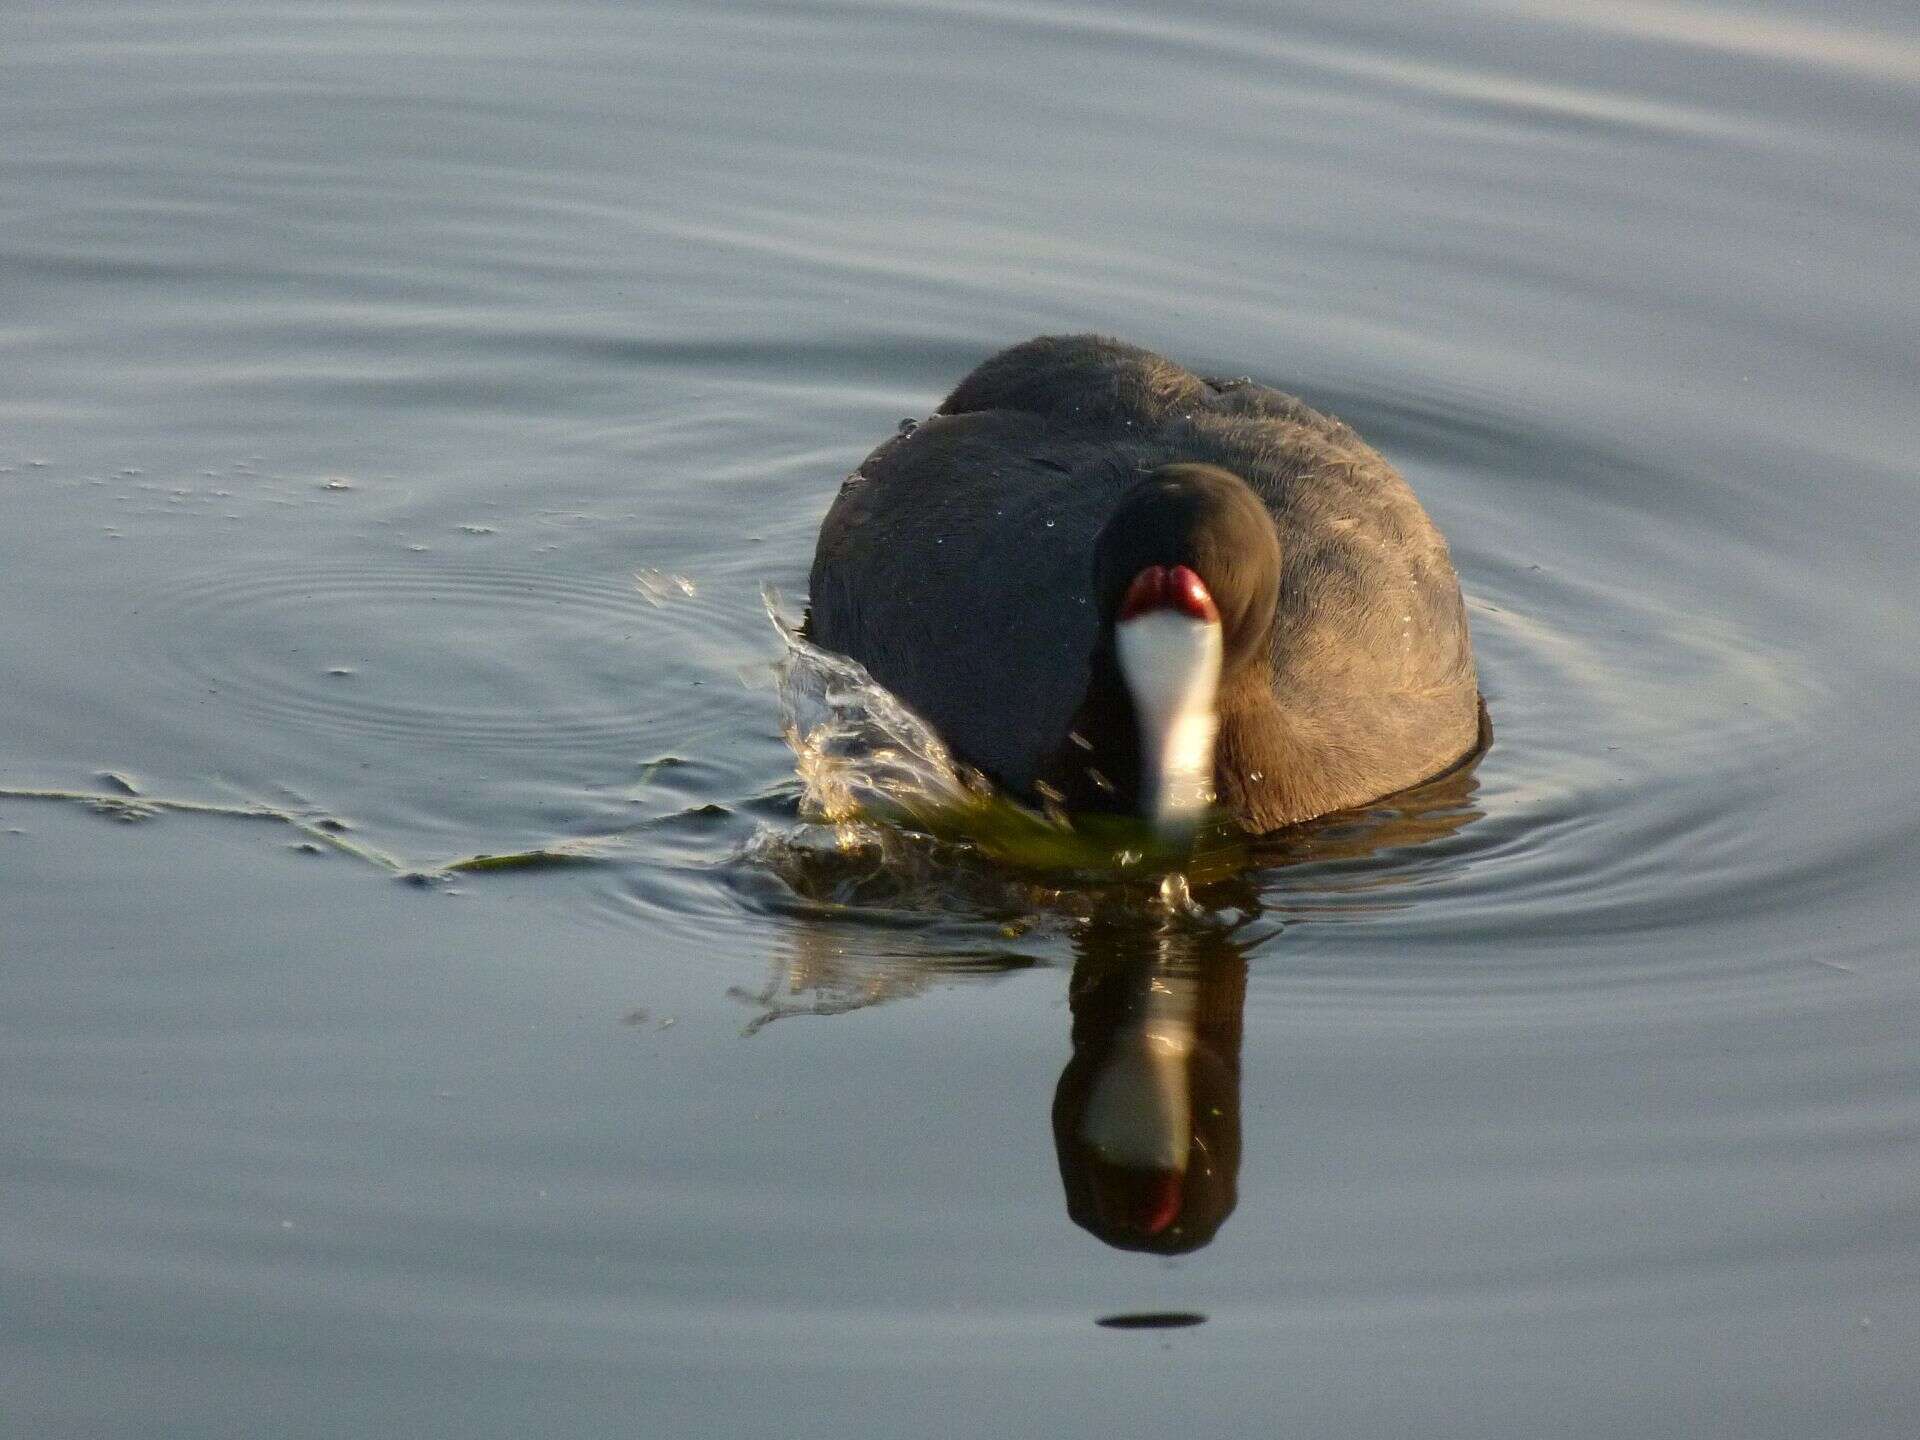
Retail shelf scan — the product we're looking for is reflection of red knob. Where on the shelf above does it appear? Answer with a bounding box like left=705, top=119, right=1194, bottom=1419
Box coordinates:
left=1118, top=564, right=1220, bottom=624
left=1090, top=1164, right=1186, bottom=1240
left=1141, top=1170, right=1183, bottom=1235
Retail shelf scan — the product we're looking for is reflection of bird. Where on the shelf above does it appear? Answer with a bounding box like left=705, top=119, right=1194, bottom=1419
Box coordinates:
left=737, top=753, right=1490, bottom=1247
left=1052, top=924, right=1246, bottom=1255
left=808, top=335, right=1480, bottom=837
left=1046, top=756, right=1490, bottom=1254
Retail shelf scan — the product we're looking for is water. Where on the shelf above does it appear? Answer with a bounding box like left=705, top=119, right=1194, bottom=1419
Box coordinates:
left=4, top=1, right=1918, bottom=1434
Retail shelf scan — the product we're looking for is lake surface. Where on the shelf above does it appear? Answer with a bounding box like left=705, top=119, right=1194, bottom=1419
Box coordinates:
left=4, top=1, right=1918, bottom=1434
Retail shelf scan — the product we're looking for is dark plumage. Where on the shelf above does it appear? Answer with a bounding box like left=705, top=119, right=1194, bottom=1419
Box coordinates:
left=806, top=335, right=1480, bottom=832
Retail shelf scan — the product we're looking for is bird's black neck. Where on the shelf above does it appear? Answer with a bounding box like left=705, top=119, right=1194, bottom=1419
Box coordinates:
left=1041, top=640, right=1146, bottom=816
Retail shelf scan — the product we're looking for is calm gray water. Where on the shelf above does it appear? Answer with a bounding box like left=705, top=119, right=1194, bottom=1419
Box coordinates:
left=4, top=2, right=1919, bottom=1435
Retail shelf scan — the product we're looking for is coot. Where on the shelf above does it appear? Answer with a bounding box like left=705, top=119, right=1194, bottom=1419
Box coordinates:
left=806, top=335, right=1479, bottom=834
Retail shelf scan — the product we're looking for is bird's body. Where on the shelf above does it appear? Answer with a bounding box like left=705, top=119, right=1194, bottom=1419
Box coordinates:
left=806, top=335, right=1479, bottom=833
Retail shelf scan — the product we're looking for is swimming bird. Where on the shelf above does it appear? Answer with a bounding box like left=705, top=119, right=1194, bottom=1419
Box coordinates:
left=806, top=335, right=1479, bottom=835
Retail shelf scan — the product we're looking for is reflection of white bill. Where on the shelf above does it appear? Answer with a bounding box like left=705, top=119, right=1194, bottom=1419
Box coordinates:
left=1079, top=971, right=1199, bottom=1172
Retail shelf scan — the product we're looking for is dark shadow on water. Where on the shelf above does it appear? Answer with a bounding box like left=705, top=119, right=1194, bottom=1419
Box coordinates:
left=1096, top=1311, right=1209, bottom=1330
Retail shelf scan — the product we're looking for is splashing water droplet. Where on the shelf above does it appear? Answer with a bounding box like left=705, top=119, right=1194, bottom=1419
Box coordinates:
left=635, top=569, right=698, bottom=605
left=764, top=586, right=978, bottom=827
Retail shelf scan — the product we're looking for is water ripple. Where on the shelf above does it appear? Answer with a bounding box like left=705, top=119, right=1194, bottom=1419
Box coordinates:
left=126, top=559, right=719, bottom=756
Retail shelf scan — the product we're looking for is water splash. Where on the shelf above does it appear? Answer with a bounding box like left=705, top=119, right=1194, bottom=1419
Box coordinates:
left=758, top=587, right=1248, bottom=896
left=635, top=568, right=699, bottom=605
left=765, top=584, right=987, bottom=828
